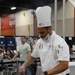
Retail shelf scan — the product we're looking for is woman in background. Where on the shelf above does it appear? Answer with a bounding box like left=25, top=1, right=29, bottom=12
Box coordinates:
left=4, top=47, right=14, bottom=60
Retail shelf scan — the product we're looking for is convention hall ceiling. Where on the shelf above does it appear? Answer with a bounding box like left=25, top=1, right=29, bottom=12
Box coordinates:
left=0, top=0, right=62, bottom=16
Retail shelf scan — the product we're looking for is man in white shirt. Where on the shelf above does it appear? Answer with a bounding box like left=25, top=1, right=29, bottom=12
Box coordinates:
left=18, top=6, right=70, bottom=75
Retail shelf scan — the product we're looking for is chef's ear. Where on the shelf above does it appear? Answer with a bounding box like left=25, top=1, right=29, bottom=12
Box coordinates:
left=48, top=26, right=52, bottom=31
left=48, top=26, right=52, bottom=35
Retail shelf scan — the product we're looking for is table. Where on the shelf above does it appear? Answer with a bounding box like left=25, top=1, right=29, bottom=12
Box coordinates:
left=0, top=58, right=23, bottom=75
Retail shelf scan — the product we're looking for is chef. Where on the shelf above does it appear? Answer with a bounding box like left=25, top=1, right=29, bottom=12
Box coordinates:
left=18, top=6, right=70, bottom=75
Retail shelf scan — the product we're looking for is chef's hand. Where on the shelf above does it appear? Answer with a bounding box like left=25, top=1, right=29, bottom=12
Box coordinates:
left=18, top=65, right=25, bottom=75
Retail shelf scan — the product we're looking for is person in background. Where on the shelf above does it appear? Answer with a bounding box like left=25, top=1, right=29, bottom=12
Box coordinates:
left=72, top=42, right=75, bottom=52
left=0, top=47, right=4, bottom=54
left=11, top=36, right=36, bottom=75
left=0, top=45, right=6, bottom=72
left=31, top=38, right=38, bottom=75
left=0, top=48, right=4, bottom=60
left=18, top=6, right=70, bottom=75
left=1, top=44, right=5, bottom=50
left=0, top=44, right=5, bottom=60
left=32, top=38, right=37, bottom=50
left=3, top=47, right=14, bottom=60
left=11, top=36, right=31, bottom=61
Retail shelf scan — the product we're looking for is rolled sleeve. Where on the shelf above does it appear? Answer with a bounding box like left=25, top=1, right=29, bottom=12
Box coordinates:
left=31, top=46, right=39, bottom=58
left=27, top=44, right=31, bottom=51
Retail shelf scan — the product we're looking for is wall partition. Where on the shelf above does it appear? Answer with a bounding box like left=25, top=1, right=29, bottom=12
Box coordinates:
left=1, top=14, right=15, bottom=36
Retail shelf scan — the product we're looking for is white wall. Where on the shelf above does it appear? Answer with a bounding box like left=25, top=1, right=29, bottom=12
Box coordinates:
left=51, top=1, right=74, bottom=36
left=51, top=1, right=74, bottom=20
left=15, top=9, right=34, bottom=36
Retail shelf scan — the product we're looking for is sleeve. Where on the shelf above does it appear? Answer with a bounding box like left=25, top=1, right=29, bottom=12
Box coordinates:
left=27, top=44, right=31, bottom=51
left=17, top=45, right=21, bottom=52
left=31, top=44, right=39, bottom=58
left=56, top=41, right=70, bottom=61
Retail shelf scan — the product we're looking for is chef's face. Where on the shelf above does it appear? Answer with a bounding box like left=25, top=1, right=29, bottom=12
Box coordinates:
left=38, top=26, right=52, bottom=39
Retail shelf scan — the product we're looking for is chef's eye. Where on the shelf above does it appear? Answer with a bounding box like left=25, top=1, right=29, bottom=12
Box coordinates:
left=39, top=32, right=44, bottom=34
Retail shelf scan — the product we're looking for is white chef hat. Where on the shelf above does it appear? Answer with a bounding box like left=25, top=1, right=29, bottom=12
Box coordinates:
left=35, top=6, right=52, bottom=28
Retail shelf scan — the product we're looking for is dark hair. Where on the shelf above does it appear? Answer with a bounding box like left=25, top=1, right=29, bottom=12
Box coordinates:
left=7, top=47, right=11, bottom=52
left=21, top=36, right=26, bottom=39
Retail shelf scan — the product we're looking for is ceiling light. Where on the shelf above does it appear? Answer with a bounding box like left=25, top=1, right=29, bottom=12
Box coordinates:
left=11, top=7, right=16, bottom=10
left=69, top=0, right=75, bottom=7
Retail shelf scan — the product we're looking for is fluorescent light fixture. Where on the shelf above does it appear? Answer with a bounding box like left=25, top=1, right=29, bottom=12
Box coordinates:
left=69, top=0, right=75, bottom=7
left=11, top=7, right=16, bottom=10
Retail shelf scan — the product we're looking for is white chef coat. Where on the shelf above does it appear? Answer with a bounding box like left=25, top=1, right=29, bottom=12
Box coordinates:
left=31, top=31, right=70, bottom=75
